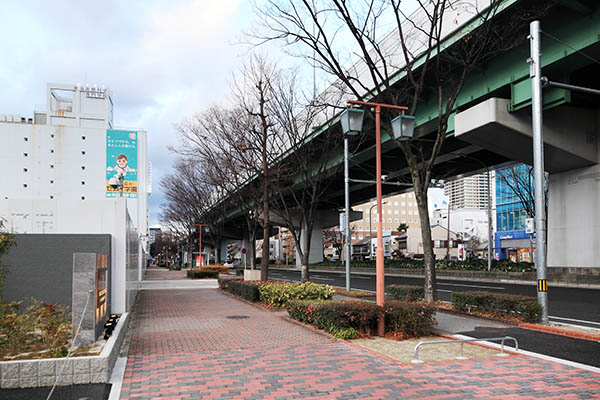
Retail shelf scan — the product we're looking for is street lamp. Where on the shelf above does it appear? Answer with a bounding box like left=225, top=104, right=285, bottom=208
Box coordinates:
left=193, top=224, right=208, bottom=268
left=369, top=201, right=388, bottom=259
left=340, top=100, right=413, bottom=336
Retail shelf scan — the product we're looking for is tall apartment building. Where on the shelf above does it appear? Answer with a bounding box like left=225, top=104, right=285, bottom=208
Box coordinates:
left=0, top=82, right=149, bottom=313
left=444, top=173, right=490, bottom=210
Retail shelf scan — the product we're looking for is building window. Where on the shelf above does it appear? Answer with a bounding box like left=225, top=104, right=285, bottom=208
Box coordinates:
left=402, top=219, right=406, bottom=223
left=394, top=210, right=399, bottom=215
left=351, top=235, right=355, bottom=240
left=387, top=218, right=392, bottom=223
left=359, top=234, right=363, bottom=239
left=394, top=218, right=399, bottom=223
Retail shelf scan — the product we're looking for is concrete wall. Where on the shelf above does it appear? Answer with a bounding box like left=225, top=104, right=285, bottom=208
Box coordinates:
left=548, top=164, right=600, bottom=269
left=2, top=234, right=111, bottom=310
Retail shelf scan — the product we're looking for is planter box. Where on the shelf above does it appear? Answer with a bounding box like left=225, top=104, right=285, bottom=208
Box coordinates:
left=0, top=312, right=129, bottom=389
left=244, top=269, right=262, bottom=281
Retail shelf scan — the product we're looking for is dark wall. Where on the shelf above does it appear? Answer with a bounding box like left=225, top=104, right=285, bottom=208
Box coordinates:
left=2, top=234, right=111, bottom=309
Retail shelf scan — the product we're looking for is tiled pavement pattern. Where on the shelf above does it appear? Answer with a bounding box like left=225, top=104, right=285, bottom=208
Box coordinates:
left=120, top=288, right=600, bottom=399
left=144, top=265, right=187, bottom=280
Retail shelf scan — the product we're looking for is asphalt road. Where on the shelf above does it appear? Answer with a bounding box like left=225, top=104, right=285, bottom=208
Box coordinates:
left=270, top=268, right=600, bottom=329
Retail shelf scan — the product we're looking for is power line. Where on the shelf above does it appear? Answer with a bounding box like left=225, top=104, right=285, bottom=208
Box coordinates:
left=540, top=30, right=600, bottom=66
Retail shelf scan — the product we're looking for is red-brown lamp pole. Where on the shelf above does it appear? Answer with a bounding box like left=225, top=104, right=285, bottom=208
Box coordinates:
left=347, top=100, right=408, bottom=336
left=193, top=224, right=208, bottom=268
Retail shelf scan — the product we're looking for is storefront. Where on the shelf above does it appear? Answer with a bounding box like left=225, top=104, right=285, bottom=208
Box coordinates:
left=494, top=230, right=535, bottom=262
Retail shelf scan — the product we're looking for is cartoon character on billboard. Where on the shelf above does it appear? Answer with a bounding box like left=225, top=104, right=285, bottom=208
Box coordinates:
left=107, top=153, right=136, bottom=178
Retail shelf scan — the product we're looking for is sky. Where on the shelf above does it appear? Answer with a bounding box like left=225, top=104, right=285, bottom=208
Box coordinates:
left=0, top=0, right=262, bottom=227
left=0, top=0, right=421, bottom=228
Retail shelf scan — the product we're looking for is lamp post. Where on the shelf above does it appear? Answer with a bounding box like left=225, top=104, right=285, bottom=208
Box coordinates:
left=193, top=224, right=208, bottom=268
left=339, top=100, right=413, bottom=336
left=369, top=201, right=387, bottom=260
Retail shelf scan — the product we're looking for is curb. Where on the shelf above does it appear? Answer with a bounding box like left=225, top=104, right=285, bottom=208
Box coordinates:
left=434, top=307, right=520, bottom=326
left=519, top=323, right=600, bottom=342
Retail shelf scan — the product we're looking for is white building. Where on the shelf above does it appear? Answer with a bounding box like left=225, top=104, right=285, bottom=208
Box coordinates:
left=0, top=83, right=149, bottom=313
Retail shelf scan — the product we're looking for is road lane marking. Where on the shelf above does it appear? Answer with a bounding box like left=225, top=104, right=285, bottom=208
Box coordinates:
left=549, top=316, right=600, bottom=327
left=312, top=277, right=335, bottom=281
left=438, top=283, right=505, bottom=290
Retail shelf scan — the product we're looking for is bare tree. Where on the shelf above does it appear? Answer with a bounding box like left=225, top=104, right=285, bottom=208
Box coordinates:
left=323, top=228, right=344, bottom=261
left=253, top=0, right=554, bottom=301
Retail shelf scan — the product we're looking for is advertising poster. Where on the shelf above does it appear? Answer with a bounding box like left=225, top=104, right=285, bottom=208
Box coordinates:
left=106, top=129, right=138, bottom=198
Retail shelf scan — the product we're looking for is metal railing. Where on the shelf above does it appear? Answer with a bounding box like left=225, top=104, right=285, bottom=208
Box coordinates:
left=412, top=336, right=518, bottom=363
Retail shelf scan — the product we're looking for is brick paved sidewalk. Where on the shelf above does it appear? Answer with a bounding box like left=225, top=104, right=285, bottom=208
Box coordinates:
left=144, top=265, right=188, bottom=280
left=120, top=289, right=600, bottom=400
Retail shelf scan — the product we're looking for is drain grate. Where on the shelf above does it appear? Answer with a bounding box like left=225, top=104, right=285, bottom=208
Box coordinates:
left=226, top=315, right=250, bottom=319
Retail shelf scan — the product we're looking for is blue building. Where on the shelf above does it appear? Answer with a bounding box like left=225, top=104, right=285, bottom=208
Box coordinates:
left=494, top=164, right=535, bottom=262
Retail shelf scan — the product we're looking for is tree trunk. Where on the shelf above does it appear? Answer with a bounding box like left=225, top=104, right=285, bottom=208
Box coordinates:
left=416, top=191, right=437, bottom=302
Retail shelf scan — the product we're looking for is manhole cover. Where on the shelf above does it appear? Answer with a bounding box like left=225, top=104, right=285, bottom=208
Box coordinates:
left=226, top=315, right=250, bottom=319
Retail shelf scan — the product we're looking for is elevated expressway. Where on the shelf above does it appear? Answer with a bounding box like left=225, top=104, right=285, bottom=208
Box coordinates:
left=213, top=1, right=600, bottom=270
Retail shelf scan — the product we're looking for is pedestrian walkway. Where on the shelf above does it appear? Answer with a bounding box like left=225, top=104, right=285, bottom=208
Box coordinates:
left=118, top=287, right=600, bottom=399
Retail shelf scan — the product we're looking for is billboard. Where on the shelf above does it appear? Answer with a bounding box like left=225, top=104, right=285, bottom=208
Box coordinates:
left=106, top=129, right=138, bottom=198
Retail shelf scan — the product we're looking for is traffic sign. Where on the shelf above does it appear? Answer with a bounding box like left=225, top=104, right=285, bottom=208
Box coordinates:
left=241, top=248, right=247, bottom=255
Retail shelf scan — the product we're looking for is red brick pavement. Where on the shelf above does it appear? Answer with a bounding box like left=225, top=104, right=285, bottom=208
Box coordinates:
left=120, top=289, right=600, bottom=399
left=144, top=266, right=188, bottom=280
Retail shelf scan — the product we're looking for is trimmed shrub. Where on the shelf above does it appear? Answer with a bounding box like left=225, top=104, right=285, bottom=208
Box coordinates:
left=288, top=299, right=435, bottom=338
left=227, top=280, right=261, bottom=302
left=327, top=326, right=358, bottom=339
left=288, top=300, right=379, bottom=335
left=201, top=265, right=228, bottom=274
left=313, top=258, right=535, bottom=272
left=386, top=285, right=424, bottom=301
left=451, top=291, right=542, bottom=322
left=383, top=300, right=435, bottom=338
left=258, top=281, right=334, bottom=307
left=186, top=269, right=218, bottom=279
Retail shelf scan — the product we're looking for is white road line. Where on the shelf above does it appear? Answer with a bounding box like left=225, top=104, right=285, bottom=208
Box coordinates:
left=438, top=289, right=453, bottom=293
left=313, top=277, right=335, bottom=281
left=353, top=276, right=372, bottom=280
left=438, top=283, right=505, bottom=290
left=452, top=334, right=600, bottom=374
left=549, top=316, right=600, bottom=327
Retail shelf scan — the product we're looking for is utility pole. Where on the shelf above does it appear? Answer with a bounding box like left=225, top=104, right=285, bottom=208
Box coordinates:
left=529, top=21, right=548, bottom=324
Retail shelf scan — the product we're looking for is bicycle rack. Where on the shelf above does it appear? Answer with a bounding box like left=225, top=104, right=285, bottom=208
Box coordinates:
left=412, top=336, right=519, bottom=363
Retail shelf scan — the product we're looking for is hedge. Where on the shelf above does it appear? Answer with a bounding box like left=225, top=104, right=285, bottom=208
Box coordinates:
left=288, top=300, right=378, bottom=335
left=227, top=280, right=261, bottom=302
left=383, top=300, right=435, bottom=337
left=386, top=285, right=424, bottom=301
left=187, top=269, right=218, bottom=279
left=259, top=281, right=334, bottom=307
left=201, top=264, right=228, bottom=274
left=314, top=259, right=535, bottom=272
left=287, top=299, right=435, bottom=339
left=451, top=291, right=542, bottom=322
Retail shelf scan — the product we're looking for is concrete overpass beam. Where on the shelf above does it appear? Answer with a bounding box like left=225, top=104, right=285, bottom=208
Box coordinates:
left=455, top=98, right=598, bottom=173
